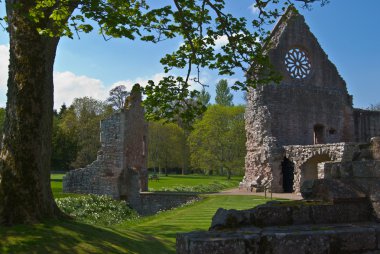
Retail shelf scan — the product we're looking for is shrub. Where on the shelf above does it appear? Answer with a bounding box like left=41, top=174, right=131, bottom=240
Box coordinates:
left=56, top=195, right=139, bottom=226
left=154, top=181, right=234, bottom=193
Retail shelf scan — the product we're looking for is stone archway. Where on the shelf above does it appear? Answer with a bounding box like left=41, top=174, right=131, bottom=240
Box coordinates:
left=299, top=153, right=332, bottom=188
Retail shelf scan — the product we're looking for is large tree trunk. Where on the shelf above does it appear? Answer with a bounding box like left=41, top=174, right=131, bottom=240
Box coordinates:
left=0, top=1, right=63, bottom=225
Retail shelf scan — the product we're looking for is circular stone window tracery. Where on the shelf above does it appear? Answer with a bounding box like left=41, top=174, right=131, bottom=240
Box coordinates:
left=284, top=48, right=311, bottom=79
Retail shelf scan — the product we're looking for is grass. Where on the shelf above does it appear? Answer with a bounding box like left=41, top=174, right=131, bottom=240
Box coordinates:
left=122, top=195, right=267, bottom=251
left=51, top=174, right=81, bottom=198
left=0, top=173, right=270, bottom=253
left=0, top=195, right=267, bottom=254
left=148, top=174, right=242, bottom=192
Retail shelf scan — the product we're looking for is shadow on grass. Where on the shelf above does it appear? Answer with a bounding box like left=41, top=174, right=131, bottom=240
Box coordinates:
left=0, top=219, right=173, bottom=254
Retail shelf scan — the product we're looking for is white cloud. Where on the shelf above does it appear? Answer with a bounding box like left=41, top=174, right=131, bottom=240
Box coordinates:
left=110, top=72, right=167, bottom=91
left=54, top=71, right=108, bottom=108
left=249, top=3, right=260, bottom=14
left=214, top=35, right=229, bottom=49
left=0, top=43, right=209, bottom=109
left=112, top=72, right=208, bottom=93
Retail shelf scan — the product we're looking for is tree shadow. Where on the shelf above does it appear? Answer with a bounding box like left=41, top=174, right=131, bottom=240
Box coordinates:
left=0, top=219, right=174, bottom=254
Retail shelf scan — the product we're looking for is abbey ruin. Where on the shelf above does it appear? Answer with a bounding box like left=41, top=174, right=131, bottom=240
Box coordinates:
left=242, top=7, right=380, bottom=194
left=63, top=85, right=148, bottom=203
left=177, top=7, right=380, bottom=253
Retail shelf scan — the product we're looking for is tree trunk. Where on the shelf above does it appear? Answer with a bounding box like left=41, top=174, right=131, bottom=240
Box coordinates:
left=0, top=1, right=63, bottom=225
left=227, top=169, right=231, bottom=180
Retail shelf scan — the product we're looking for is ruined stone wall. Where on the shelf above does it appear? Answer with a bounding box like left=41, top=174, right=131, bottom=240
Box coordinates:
left=258, top=8, right=354, bottom=147
left=63, top=113, right=125, bottom=199
left=244, top=87, right=284, bottom=192
left=261, top=84, right=353, bottom=146
left=132, top=192, right=199, bottom=216
left=63, top=86, right=148, bottom=201
left=354, top=108, right=380, bottom=143
left=244, top=8, right=355, bottom=192
left=284, top=143, right=360, bottom=193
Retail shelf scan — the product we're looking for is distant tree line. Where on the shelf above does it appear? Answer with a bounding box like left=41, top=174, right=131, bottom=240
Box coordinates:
left=0, top=80, right=246, bottom=178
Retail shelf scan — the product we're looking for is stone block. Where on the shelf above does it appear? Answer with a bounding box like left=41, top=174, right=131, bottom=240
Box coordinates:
left=330, top=226, right=377, bottom=252
left=311, top=202, right=370, bottom=224
left=260, top=230, right=330, bottom=254
left=301, top=179, right=366, bottom=203
left=252, top=204, right=292, bottom=227
left=176, top=231, right=260, bottom=254
left=291, top=205, right=311, bottom=225
left=210, top=208, right=251, bottom=230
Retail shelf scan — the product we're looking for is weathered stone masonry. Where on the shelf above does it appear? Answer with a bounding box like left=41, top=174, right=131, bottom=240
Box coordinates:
left=243, top=7, right=380, bottom=193
left=63, top=85, right=148, bottom=204
left=62, top=85, right=199, bottom=215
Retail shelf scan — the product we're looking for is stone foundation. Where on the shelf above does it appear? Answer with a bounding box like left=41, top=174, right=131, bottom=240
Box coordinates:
left=132, top=192, right=199, bottom=216
left=177, top=223, right=380, bottom=254
left=177, top=139, right=380, bottom=253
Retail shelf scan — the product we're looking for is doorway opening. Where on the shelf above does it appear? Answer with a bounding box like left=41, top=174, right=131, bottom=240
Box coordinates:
left=314, top=124, right=325, bottom=144
left=281, top=157, right=295, bottom=193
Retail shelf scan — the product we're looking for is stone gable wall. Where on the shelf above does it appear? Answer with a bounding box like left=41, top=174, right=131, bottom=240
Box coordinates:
left=243, top=8, right=380, bottom=193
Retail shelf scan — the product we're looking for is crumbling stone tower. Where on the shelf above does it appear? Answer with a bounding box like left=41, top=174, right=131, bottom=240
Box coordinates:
left=63, top=84, right=148, bottom=202
left=244, top=7, right=380, bottom=193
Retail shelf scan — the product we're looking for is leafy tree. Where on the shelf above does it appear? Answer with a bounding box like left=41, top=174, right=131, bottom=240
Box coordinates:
left=148, top=121, right=187, bottom=176
left=58, top=103, right=67, bottom=118
left=188, top=105, right=246, bottom=179
left=51, top=114, right=78, bottom=171
left=215, top=79, right=233, bottom=106
left=197, top=88, right=211, bottom=106
left=106, top=85, right=130, bottom=111
left=0, top=0, right=326, bottom=224
left=68, top=97, right=112, bottom=168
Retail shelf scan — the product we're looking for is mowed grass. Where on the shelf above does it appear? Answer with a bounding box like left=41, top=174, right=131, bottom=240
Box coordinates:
left=0, top=195, right=267, bottom=254
left=122, top=195, right=267, bottom=251
left=0, top=173, right=270, bottom=253
left=148, top=174, right=242, bottom=191
left=51, top=174, right=81, bottom=198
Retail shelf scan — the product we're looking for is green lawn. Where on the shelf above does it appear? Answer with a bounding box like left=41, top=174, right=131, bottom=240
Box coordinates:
left=0, top=174, right=270, bottom=253
left=51, top=173, right=242, bottom=197
left=148, top=174, right=242, bottom=191
left=0, top=195, right=267, bottom=254
left=51, top=174, right=81, bottom=198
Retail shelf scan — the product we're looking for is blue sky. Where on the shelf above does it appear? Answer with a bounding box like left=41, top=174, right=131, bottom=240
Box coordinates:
left=0, top=1, right=379, bottom=109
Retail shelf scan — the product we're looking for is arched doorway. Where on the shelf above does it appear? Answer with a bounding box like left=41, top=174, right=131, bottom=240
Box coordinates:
left=300, top=154, right=331, bottom=187
left=281, top=157, right=295, bottom=193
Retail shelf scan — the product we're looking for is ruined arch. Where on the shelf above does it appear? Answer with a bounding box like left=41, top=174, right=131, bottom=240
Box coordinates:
left=299, top=153, right=332, bottom=188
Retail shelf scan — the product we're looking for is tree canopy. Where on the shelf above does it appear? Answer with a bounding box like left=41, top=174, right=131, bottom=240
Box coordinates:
left=188, top=105, right=246, bottom=178
left=215, top=79, right=233, bottom=106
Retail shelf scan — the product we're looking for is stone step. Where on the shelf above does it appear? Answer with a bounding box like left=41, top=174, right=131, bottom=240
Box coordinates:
left=210, top=200, right=371, bottom=230
left=177, top=223, right=380, bottom=254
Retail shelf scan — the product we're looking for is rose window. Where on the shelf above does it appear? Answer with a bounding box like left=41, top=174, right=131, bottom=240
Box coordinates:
left=284, top=48, right=311, bottom=79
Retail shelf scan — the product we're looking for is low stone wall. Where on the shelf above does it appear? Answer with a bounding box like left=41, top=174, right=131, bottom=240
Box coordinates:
left=131, top=192, right=199, bottom=216
left=177, top=223, right=380, bottom=254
